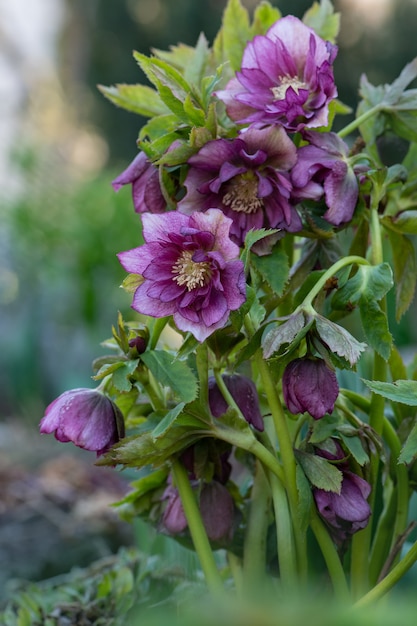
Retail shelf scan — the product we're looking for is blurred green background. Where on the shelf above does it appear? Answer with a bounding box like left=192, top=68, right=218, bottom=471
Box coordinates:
left=1, top=0, right=417, bottom=418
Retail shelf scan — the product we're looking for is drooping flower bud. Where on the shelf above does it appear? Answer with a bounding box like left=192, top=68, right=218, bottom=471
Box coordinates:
left=39, top=388, right=125, bottom=456
left=161, top=480, right=235, bottom=544
left=208, top=374, right=264, bottom=431
left=313, top=471, right=371, bottom=545
left=282, top=357, right=339, bottom=419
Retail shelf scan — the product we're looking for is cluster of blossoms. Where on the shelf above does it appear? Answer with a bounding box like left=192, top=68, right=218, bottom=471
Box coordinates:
left=40, top=8, right=378, bottom=565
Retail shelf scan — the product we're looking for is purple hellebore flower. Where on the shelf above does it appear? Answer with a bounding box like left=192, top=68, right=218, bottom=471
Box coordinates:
left=282, top=357, right=339, bottom=419
left=291, top=130, right=360, bottom=226
left=118, top=209, right=246, bottom=342
left=215, top=16, right=338, bottom=132
left=39, top=388, right=125, bottom=456
left=208, top=374, right=264, bottom=431
left=161, top=481, right=235, bottom=544
left=177, top=125, right=301, bottom=248
left=112, top=151, right=166, bottom=214
left=313, top=471, right=371, bottom=545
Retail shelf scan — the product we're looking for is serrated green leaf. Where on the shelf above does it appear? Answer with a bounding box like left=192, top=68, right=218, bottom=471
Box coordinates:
left=359, top=297, right=392, bottom=361
left=139, top=113, right=182, bottom=143
left=241, top=228, right=279, bottom=270
left=152, top=403, right=186, bottom=440
left=213, top=0, right=251, bottom=70
left=99, top=425, right=203, bottom=469
left=295, top=449, right=343, bottom=493
left=302, top=0, right=340, bottom=43
left=251, top=2, right=282, bottom=35
left=315, top=314, right=367, bottom=366
left=331, top=263, right=393, bottom=309
left=133, top=51, right=190, bottom=99
left=183, top=93, right=206, bottom=126
left=363, top=379, right=417, bottom=406
left=399, top=421, right=417, bottom=464
left=262, top=310, right=311, bottom=359
left=112, top=360, right=140, bottom=392
left=250, top=243, right=289, bottom=296
left=386, top=229, right=417, bottom=320
left=98, top=83, right=168, bottom=117
left=141, top=350, right=198, bottom=403
left=339, top=433, right=369, bottom=466
left=296, top=463, right=313, bottom=532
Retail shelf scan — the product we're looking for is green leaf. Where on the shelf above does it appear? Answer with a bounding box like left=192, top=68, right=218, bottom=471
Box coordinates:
left=315, top=314, right=367, bottom=367
left=332, top=263, right=393, bottom=308
left=386, top=229, right=417, bottom=320
left=399, top=421, right=417, bottom=464
left=140, top=350, right=198, bottom=403
left=262, top=311, right=311, bottom=359
left=152, top=402, right=186, bottom=440
left=302, top=0, right=340, bottom=43
left=295, top=449, right=343, bottom=493
left=359, top=296, right=392, bottom=361
left=241, top=228, right=279, bottom=271
left=251, top=2, right=282, bottom=35
left=339, top=432, right=369, bottom=466
left=98, top=83, right=168, bottom=117
left=296, top=463, right=313, bottom=532
left=112, top=360, right=141, bottom=392
left=363, top=379, right=417, bottom=406
left=384, top=209, right=417, bottom=235
left=133, top=51, right=191, bottom=99
left=250, top=242, right=289, bottom=296
left=213, top=0, right=251, bottom=71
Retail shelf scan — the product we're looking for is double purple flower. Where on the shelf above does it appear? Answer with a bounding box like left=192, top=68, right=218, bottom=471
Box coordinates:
left=118, top=209, right=246, bottom=342
left=216, top=15, right=338, bottom=131
left=291, top=131, right=361, bottom=226
left=178, top=125, right=301, bottom=248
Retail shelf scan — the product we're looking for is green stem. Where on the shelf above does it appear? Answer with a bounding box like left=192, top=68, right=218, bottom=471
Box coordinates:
left=309, top=510, right=350, bottom=602
left=382, top=418, right=410, bottom=558
left=351, top=190, right=387, bottom=599
left=148, top=316, right=169, bottom=350
left=267, top=468, right=298, bottom=589
left=243, top=460, right=271, bottom=593
left=255, top=352, right=307, bottom=579
left=337, top=104, right=382, bottom=139
left=213, top=423, right=285, bottom=485
left=171, top=460, right=224, bottom=594
left=355, top=538, right=417, bottom=607
left=299, top=255, right=370, bottom=310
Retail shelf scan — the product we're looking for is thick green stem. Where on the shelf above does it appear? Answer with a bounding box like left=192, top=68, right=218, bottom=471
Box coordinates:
left=267, top=469, right=298, bottom=589
left=255, top=352, right=307, bottom=579
left=351, top=194, right=387, bottom=599
left=309, top=510, right=350, bottom=602
left=355, top=538, right=417, bottom=607
left=337, top=104, right=382, bottom=139
left=171, top=460, right=224, bottom=594
left=243, top=460, right=271, bottom=593
left=148, top=316, right=169, bottom=350
left=299, top=255, right=370, bottom=310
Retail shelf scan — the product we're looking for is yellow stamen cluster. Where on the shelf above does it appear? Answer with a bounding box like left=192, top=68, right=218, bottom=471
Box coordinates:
left=271, top=75, right=308, bottom=100
left=172, top=250, right=211, bottom=291
left=223, top=172, right=263, bottom=214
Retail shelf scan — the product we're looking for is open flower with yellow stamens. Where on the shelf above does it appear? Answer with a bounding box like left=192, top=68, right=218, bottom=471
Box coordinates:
left=117, top=209, right=246, bottom=342
left=178, top=125, right=301, bottom=248
left=215, top=15, right=338, bottom=131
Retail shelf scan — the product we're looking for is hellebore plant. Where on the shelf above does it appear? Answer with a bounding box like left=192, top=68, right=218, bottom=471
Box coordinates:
left=40, top=0, right=417, bottom=614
